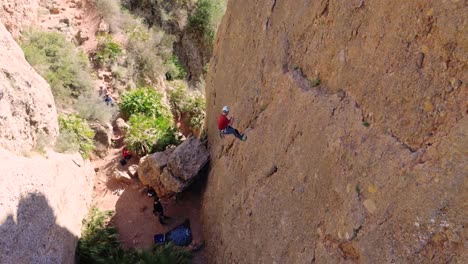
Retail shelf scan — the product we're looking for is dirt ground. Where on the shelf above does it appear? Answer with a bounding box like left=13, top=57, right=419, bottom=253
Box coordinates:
left=90, top=134, right=206, bottom=262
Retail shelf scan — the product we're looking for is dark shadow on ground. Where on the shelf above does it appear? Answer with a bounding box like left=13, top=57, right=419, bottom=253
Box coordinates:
left=0, top=193, right=77, bottom=264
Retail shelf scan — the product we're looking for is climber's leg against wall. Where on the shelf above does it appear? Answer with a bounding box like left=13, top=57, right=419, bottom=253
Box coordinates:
left=224, top=126, right=247, bottom=141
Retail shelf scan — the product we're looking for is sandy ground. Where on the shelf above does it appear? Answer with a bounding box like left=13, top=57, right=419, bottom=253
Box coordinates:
left=90, top=137, right=206, bottom=262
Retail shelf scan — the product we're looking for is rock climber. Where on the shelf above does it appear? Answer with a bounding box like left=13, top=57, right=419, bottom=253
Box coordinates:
left=218, top=106, right=247, bottom=141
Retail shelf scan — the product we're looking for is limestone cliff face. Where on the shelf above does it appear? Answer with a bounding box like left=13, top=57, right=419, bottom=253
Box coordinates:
left=202, top=1, right=467, bottom=263
left=0, top=22, right=94, bottom=264
left=0, top=22, right=58, bottom=154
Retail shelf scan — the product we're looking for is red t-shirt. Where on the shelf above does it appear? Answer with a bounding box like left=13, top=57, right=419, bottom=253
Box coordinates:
left=218, top=114, right=230, bottom=130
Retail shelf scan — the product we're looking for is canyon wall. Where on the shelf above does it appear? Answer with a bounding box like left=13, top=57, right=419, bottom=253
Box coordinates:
left=202, top=0, right=467, bottom=263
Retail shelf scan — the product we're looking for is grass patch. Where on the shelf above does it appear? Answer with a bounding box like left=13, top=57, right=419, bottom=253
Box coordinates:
left=21, top=30, right=93, bottom=107
left=362, top=121, right=370, bottom=127
left=55, top=114, right=95, bottom=158
left=77, top=207, right=191, bottom=264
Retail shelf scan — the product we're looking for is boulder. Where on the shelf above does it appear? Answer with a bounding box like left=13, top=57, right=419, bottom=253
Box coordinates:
left=49, top=6, right=60, bottom=14
left=160, top=168, right=184, bottom=193
left=128, top=164, right=138, bottom=177
left=115, top=118, right=129, bottom=133
left=90, top=122, right=113, bottom=157
left=75, top=30, right=89, bottom=45
left=97, top=21, right=110, bottom=34
left=168, top=136, right=210, bottom=181
left=137, top=149, right=172, bottom=186
left=137, top=136, right=209, bottom=197
left=90, top=122, right=113, bottom=147
left=114, top=168, right=133, bottom=184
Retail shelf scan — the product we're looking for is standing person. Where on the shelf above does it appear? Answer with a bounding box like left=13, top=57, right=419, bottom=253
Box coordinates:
left=147, top=188, right=170, bottom=225
left=218, top=106, right=247, bottom=141
left=104, top=91, right=113, bottom=106
left=153, top=198, right=170, bottom=225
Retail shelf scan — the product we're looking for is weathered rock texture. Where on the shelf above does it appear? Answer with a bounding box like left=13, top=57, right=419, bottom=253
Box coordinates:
left=90, top=122, right=113, bottom=158
left=138, top=136, right=209, bottom=197
left=0, top=22, right=94, bottom=264
left=202, top=1, right=467, bottom=263
left=0, top=0, right=39, bottom=37
left=0, top=22, right=58, bottom=154
left=0, top=149, right=94, bottom=264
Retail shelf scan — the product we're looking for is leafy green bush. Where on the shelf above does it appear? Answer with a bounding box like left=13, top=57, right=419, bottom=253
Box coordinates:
left=77, top=208, right=120, bottom=264
left=95, top=35, right=123, bottom=67
left=120, top=87, right=169, bottom=118
left=165, top=55, right=186, bottom=80
left=124, top=114, right=178, bottom=155
left=21, top=30, right=93, bottom=107
left=75, top=94, right=117, bottom=124
left=55, top=114, right=95, bottom=158
left=168, top=82, right=206, bottom=130
left=188, top=0, right=226, bottom=45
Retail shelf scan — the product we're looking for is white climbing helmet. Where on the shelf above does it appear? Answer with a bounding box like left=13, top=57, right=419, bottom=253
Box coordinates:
left=222, top=105, right=230, bottom=113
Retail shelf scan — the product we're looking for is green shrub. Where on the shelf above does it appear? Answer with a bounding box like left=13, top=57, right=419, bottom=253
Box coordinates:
left=124, top=114, right=178, bottom=155
left=77, top=208, right=121, bottom=264
left=168, top=82, right=206, bottom=130
left=95, top=35, right=123, bottom=67
left=165, top=55, right=186, bottom=80
left=21, top=30, right=93, bottom=107
left=56, top=114, right=95, bottom=158
left=120, top=87, right=169, bottom=118
left=77, top=208, right=192, bottom=264
left=75, top=94, right=117, bottom=124
left=125, top=25, right=175, bottom=83
left=188, top=0, right=226, bottom=46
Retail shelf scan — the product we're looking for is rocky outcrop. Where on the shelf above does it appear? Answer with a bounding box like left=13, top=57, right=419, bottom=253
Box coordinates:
left=0, top=22, right=58, bottom=154
left=0, top=0, right=39, bottom=37
left=138, top=136, right=209, bottom=197
left=202, top=0, right=467, bottom=263
left=89, top=122, right=113, bottom=158
left=0, top=22, right=95, bottom=264
left=0, top=149, right=95, bottom=264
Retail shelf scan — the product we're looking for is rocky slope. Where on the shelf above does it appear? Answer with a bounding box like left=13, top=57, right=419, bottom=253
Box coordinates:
left=0, top=22, right=94, bottom=264
left=202, top=0, right=467, bottom=263
left=0, top=0, right=39, bottom=37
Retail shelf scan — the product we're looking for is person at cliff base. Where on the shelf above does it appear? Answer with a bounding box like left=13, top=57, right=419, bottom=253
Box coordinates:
left=218, top=105, right=247, bottom=141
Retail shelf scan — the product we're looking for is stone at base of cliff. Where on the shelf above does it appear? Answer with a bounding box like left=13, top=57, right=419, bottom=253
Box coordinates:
left=168, top=136, right=210, bottom=181
left=137, top=136, right=209, bottom=197
left=114, top=168, right=133, bottom=184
